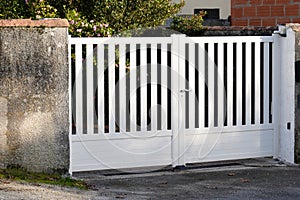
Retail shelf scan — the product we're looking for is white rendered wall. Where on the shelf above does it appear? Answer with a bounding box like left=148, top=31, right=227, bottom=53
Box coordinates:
left=173, top=0, right=231, bottom=19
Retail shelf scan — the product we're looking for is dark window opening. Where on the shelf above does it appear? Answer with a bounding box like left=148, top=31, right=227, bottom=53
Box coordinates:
left=194, top=8, right=220, bottom=20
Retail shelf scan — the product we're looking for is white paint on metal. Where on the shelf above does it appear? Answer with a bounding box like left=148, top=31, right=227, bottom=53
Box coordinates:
left=245, top=42, right=252, bottom=126
left=227, top=42, right=234, bottom=127
left=109, top=44, right=116, bottom=134
left=97, top=44, right=105, bottom=134
left=69, top=32, right=288, bottom=172
left=151, top=43, right=158, bottom=131
left=217, top=42, right=224, bottom=128
left=86, top=44, right=94, bottom=135
left=161, top=43, right=168, bottom=131
left=130, top=44, right=137, bottom=133
left=208, top=42, right=215, bottom=127
left=263, top=42, right=270, bottom=125
left=189, top=43, right=196, bottom=129
left=140, top=44, right=148, bottom=132
left=119, top=44, right=127, bottom=133
left=255, top=42, right=261, bottom=125
left=75, top=44, right=83, bottom=135
left=236, top=42, right=243, bottom=126
left=198, top=42, right=205, bottom=128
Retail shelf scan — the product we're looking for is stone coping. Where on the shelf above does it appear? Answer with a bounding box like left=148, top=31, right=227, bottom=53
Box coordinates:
left=202, top=26, right=277, bottom=31
left=0, top=19, right=69, bottom=27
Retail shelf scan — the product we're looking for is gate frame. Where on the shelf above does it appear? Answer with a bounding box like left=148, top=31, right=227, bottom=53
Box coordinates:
left=68, top=26, right=298, bottom=174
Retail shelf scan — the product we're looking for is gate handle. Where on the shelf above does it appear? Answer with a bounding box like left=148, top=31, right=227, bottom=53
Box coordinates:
left=179, top=88, right=192, bottom=93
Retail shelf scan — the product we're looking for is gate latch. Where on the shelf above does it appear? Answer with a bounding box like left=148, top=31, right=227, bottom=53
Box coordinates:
left=179, top=88, right=192, bottom=93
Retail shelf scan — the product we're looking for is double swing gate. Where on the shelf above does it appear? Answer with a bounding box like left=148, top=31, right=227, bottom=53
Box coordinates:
left=69, top=34, right=280, bottom=172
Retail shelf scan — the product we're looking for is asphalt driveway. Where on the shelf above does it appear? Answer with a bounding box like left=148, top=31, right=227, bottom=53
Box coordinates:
left=74, top=158, right=300, bottom=200
left=1, top=158, right=299, bottom=200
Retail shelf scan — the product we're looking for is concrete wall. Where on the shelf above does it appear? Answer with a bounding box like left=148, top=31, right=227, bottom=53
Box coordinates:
left=0, top=19, right=69, bottom=173
left=276, top=25, right=296, bottom=163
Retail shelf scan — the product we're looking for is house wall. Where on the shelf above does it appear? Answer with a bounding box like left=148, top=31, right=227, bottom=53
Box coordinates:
left=231, top=0, right=300, bottom=26
left=174, top=0, right=231, bottom=19
left=0, top=19, right=69, bottom=173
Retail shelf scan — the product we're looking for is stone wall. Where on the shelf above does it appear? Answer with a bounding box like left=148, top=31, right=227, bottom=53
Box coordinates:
left=0, top=19, right=69, bottom=173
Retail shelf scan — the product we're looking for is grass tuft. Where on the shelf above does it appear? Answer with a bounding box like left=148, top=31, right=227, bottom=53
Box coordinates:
left=0, top=168, right=88, bottom=189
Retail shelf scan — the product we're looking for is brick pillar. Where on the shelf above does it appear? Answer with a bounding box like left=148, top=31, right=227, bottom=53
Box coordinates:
left=0, top=19, right=69, bottom=173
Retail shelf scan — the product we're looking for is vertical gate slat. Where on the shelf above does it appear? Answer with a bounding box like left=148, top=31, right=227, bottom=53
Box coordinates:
left=227, top=42, right=234, bottom=127
left=75, top=44, right=83, bottom=135
left=246, top=42, right=252, bottom=126
left=217, top=43, right=224, bottom=127
left=130, top=45, right=137, bottom=132
left=161, top=43, right=168, bottom=130
left=68, top=40, right=72, bottom=172
left=189, top=43, right=196, bottom=129
left=178, top=36, right=186, bottom=166
left=86, top=44, right=94, bottom=135
left=140, top=44, right=148, bottom=131
left=119, top=44, right=127, bottom=133
left=208, top=43, right=215, bottom=127
left=97, top=44, right=105, bottom=134
left=255, top=42, right=261, bottom=124
left=272, top=35, right=280, bottom=157
left=109, top=44, right=116, bottom=133
left=171, top=34, right=183, bottom=167
left=263, top=43, right=270, bottom=124
left=151, top=43, right=158, bottom=131
left=236, top=42, right=243, bottom=126
left=272, top=40, right=277, bottom=124
left=198, top=43, right=205, bottom=128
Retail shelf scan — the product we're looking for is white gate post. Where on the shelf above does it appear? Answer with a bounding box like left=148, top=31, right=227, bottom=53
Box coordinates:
left=272, top=33, right=281, bottom=159
left=68, top=35, right=73, bottom=175
left=171, top=34, right=186, bottom=167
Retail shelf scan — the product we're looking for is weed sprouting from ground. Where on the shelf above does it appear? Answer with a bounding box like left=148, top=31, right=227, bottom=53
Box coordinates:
left=0, top=168, right=89, bottom=189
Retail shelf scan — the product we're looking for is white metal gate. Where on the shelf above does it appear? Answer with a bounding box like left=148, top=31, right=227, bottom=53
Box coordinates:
left=69, top=34, right=280, bottom=172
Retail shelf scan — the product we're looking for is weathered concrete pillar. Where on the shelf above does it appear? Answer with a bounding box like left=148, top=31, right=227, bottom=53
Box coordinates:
left=0, top=19, right=69, bottom=173
left=273, top=25, right=295, bottom=163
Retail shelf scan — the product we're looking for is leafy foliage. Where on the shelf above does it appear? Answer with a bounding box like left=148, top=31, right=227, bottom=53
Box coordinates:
left=0, top=0, right=28, bottom=19
left=0, top=0, right=184, bottom=37
left=76, top=0, right=183, bottom=34
left=66, top=9, right=113, bottom=37
left=170, top=12, right=206, bottom=35
left=0, top=0, right=58, bottom=19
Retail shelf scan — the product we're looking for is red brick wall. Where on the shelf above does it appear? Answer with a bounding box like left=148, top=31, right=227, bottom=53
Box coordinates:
left=231, top=0, right=300, bottom=26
